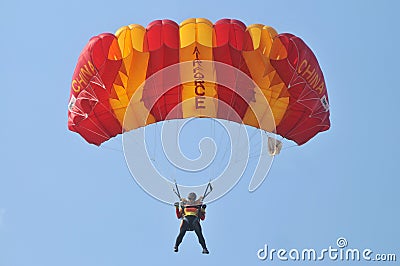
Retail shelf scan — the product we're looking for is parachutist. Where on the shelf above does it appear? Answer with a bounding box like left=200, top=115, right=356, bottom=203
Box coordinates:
left=174, top=192, right=209, bottom=254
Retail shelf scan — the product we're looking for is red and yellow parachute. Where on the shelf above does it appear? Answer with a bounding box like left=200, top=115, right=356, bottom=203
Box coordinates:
left=68, top=18, right=330, bottom=147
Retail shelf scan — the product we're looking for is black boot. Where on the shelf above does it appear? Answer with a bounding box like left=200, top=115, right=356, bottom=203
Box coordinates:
left=174, top=246, right=179, bottom=252
left=202, top=248, right=209, bottom=254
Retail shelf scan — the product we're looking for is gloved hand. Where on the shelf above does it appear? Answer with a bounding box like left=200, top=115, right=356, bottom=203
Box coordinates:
left=202, top=204, right=207, bottom=209
left=174, top=202, right=180, bottom=208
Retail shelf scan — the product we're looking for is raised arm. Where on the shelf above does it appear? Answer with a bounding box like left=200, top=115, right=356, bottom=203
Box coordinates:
left=174, top=202, right=183, bottom=219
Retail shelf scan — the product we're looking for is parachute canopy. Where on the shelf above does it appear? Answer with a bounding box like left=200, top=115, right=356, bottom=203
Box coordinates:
left=68, top=18, right=330, bottom=146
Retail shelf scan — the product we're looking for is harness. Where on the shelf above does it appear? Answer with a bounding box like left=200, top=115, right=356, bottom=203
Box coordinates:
left=173, top=180, right=212, bottom=231
left=181, top=204, right=202, bottom=231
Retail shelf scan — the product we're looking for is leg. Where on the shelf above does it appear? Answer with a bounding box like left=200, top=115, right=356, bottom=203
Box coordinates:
left=175, top=219, right=189, bottom=250
left=193, top=220, right=207, bottom=250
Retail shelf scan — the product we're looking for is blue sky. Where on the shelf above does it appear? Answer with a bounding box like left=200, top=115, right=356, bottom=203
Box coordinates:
left=1, top=0, right=399, bottom=265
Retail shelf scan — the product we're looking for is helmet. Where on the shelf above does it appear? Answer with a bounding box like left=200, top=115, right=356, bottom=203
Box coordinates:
left=188, top=192, right=197, bottom=201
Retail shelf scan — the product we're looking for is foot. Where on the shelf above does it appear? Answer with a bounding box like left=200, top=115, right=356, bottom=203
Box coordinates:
left=202, top=248, right=209, bottom=254
left=174, top=246, right=178, bottom=252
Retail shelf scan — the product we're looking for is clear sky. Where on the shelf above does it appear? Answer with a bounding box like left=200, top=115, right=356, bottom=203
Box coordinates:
left=1, top=0, right=399, bottom=265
